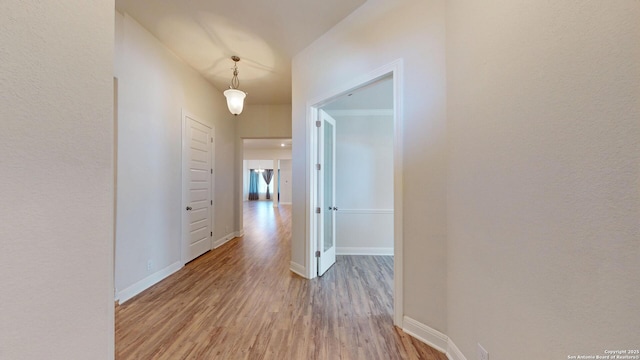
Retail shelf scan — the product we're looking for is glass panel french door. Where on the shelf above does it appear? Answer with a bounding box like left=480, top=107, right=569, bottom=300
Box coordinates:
left=318, top=110, right=336, bottom=276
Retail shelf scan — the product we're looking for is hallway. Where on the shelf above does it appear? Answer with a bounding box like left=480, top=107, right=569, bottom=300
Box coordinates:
left=115, top=201, right=446, bottom=359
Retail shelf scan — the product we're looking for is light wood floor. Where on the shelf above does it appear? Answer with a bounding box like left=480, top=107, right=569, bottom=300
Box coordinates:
left=116, top=201, right=447, bottom=360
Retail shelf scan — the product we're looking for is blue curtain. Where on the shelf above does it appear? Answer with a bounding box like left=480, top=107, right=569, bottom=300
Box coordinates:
left=248, top=170, right=259, bottom=200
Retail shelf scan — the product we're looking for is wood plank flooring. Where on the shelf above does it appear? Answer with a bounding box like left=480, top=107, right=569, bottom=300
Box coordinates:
left=116, top=201, right=447, bottom=360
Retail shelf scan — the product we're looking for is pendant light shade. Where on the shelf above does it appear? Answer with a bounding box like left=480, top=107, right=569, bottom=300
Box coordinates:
left=224, top=56, right=247, bottom=116
left=224, top=88, right=246, bottom=115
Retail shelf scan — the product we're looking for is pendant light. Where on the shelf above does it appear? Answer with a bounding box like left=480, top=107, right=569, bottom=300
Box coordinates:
left=223, top=56, right=247, bottom=116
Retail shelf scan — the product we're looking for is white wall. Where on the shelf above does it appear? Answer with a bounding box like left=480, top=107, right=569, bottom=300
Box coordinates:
left=446, top=1, right=640, bottom=359
left=333, top=114, right=394, bottom=254
left=114, top=13, right=237, bottom=300
left=236, top=104, right=292, bottom=139
left=0, top=1, right=114, bottom=358
left=292, top=0, right=448, bottom=331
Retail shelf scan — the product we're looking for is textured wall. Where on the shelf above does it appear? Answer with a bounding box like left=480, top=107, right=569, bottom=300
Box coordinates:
left=292, top=0, right=448, bottom=331
left=446, top=0, right=640, bottom=358
left=0, top=1, right=115, bottom=358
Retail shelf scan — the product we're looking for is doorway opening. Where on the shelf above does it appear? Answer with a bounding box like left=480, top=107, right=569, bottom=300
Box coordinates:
left=306, top=60, right=403, bottom=325
left=241, top=138, right=293, bottom=226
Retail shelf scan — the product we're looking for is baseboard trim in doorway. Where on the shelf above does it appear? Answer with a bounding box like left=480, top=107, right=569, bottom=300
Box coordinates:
left=117, top=261, right=183, bottom=304
left=289, top=261, right=306, bottom=278
left=402, top=316, right=468, bottom=360
left=336, top=247, right=393, bottom=256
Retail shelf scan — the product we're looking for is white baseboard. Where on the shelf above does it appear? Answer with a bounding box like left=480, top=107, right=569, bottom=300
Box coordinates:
left=336, top=247, right=393, bottom=256
left=279, top=202, right=292, bottom=205
left=213, top=229, right=243, bottom=249
left=213, top=233, right=234, bottom=248
left=402, top=316, right=467, bottom=360
left=447, top=339, right=467, bottom=360
left=117, top=261, right=183, bottom=304
left=403, top=316, right=448, bottom=353
left=289, top=261, right=307, bottom=278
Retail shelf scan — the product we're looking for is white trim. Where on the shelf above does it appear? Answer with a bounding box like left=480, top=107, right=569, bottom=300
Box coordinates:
left=403, top=316, right=448, bottom=353
left=447, top=339, right=468, bottom=360
left=279, top=202, right=292, bottom=205
left=325, top=109, right=393, bottom=117
left=392, top=59, right=405, bottom=326
left=213, top=232, right=235, bottom=249
left=117, top=261, right=182, bottom=304
left=210, top=127, right=216, bottom=251
left=305, top=60, right=405, bottom=326
left=402, top=316, right=468, bottom=360
left=337, top=208, right=394, bottom=214
left=306, top=104, right=318, bottom=280
left=212, top=230, right=244, bottom=249
left=289, top=261, right=307, bottom=278
left=336, top=247, right=393, bottom=255
left=181, top=110, right=189, bottom=265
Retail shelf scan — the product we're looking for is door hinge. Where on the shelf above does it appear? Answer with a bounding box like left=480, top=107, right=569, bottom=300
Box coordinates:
left=316, top=207, right=321, bottom=214
left=211, top=137, right=213, bottom=143
left=210, top=200, right=213, bottom=205
left=315, top=120, right=321, bottom=127
left=316, top=163, right=321, bottom=171
left=210, top=232, right=213, bottom=237
left=315, top=251, right=321, bottom=258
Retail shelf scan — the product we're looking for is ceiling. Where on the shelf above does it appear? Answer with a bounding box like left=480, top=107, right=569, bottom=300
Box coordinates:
left=323, top=75, right=393, bottom=111
left=115, top=0, right=367, bottom=105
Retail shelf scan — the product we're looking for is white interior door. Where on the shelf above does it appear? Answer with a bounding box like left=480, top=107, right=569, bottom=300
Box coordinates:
left=317, top=110, right=336, bottom=276
left=182, top=113, right=213, bottom=263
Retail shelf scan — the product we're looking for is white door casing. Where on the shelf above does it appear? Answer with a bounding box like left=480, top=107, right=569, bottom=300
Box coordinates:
left=304, top=59, right=403, bottom=326
left=182, top=111, right=214, bottom=264
left=317, top=110, right=337, bottom=276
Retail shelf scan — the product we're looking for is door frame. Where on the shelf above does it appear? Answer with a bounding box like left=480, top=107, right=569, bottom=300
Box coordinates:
left=305, top=59, right=404, bottom=326
left=181, top=109, right=215, bottom=265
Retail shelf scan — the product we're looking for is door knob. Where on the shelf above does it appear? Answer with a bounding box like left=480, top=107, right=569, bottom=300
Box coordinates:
left=333, top=207, right=338, bottom=211
left=186, top=206, right=192, bottom=211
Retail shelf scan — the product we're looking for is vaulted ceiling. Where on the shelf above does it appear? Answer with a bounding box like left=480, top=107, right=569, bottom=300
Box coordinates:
left=115, top=0, right=367, bottom=104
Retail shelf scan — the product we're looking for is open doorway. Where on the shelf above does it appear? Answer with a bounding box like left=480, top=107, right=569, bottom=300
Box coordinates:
left=315, top=75, right=394, bottom=276
left=323, top=75, right=394, bottom=257
left=242, top=138, right=292, bottom=208
left=306, top=60, right=403, bottom=325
